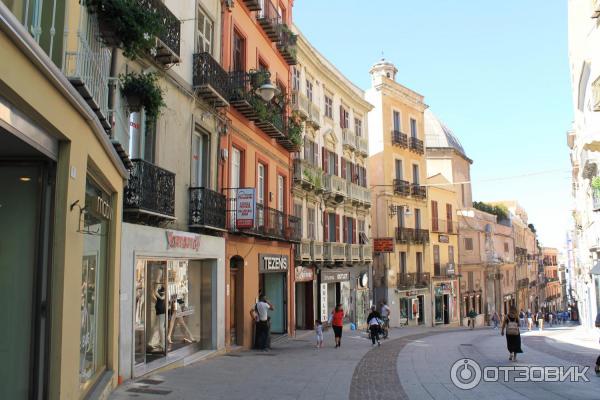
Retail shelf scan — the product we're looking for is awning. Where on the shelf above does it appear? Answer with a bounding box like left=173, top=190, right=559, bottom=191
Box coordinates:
left=591, top=261, right=600, bottom=275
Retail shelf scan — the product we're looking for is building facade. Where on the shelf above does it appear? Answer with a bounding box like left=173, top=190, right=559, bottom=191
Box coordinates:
left=366, top=59, right=432, bottom=327
left=541, top=247, right=562, bottom=312
left=291, top=29, right=373, bottom=329
left=0, top=1, right=129, bottom=398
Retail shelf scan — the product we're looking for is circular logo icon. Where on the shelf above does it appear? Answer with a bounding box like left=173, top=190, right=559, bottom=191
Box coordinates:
left=450, top=358, right=482, bottom=390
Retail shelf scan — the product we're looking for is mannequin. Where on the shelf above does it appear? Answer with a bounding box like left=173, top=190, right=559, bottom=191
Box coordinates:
left=147, top=268, right=166, bottom=352
left=167, top=294, right=195, bottom=345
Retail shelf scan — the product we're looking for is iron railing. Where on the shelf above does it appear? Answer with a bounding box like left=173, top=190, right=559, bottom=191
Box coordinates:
left=410, top=137, right=424, bottom=154
left=393, top=179, right=410, bottom=196
left=392, top=130, right=408, bottom=147
left=395, top=227, right=429, bottom=243
left=257, top=0, right=282, bottom=41
left=138, top=0, right=181, bottom=60
left=193, top=52, right=230, bottom=107
left=189, top=187, right=226, bottom=230
left=433, top=263, right=456, bottom=277
left=430, top=219, right=454, bottom=233
left=124, top=159, right=175, bottom=218
left=276, top=24, right=298, bottom=65
left=411, top=183, right=426, bottom=199
left=397, top=272, right=430, bottom=289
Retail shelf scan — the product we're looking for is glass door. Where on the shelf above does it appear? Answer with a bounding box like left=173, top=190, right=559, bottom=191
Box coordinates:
left=134, top=259, right=146, bottom=366
left=264, top=273, right=285, bottom=333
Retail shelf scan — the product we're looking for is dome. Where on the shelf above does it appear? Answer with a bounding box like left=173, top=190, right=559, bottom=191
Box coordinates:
left=424, top=109, right=467, bottom=158
left=369, top=58, right=397, bottom=81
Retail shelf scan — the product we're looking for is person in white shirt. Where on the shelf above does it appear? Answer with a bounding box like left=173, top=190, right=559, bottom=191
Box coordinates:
left=250, top=295, right=273, bottom=351
left=380, top=300, right=391, bottom=337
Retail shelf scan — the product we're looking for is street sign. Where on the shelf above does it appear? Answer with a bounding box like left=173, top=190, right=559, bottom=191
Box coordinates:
left=373, top=237, right=394, bottom=253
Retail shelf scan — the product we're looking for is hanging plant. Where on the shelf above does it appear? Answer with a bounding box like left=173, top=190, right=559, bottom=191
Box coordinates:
left=592, top=176, right=600, bottom=192
left=288, top=118, right=303, bottom=147
left=119, top=72, right=165, bottom=117
left=84, top=0, right=164, bottom=59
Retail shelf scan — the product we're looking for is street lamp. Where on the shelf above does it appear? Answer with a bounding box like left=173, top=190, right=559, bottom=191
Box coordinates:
left=255, top=78, right=280, bottom=102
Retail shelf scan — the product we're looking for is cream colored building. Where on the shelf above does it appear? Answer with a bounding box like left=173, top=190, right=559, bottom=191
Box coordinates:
left=366, top=59, right=431, bottom=327
left=292, top=28, right=373, bottom=328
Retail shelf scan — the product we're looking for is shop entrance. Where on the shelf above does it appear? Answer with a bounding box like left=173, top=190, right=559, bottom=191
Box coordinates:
left=262, top=272, right=287, bottom=333
left=229, top=256, right=244, bottom=345
left=435, top=293, right=451, bottom=325
left=295, top=282, right=314, bottom=330
left=418, top=295, right=425, bottom=325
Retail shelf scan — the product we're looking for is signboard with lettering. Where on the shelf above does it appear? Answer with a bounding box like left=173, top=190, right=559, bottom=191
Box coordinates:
left=295, top=266, right=314, bottom=282
left=439, top=234, right=449, bottom=243
left=447, top=263, right=455, bottom=275
left=259, top=254, right=289, bottom=273
left=373, top=237, right=394, bottom=253
left=321, top=270, right=350, bottom=283
left=320, top=283, right=328, bottom=321
left=236, top=188, right=256, bottom=229
left=166, top=231, right=200, bottom=251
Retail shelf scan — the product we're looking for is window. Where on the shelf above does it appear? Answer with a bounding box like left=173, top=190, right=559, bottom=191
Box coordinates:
left=304, top=138, right=318, bottom=166
left=504, top=242, right=509, bottom=253
left=396, top=206, right=405, bottom=228
left=355, top=118, right=362, bottom=137
left=307, top=207, right=315, bottom=239
left=465, top=237, right=474, bottom=251
left=433, top=245, right=440, bottom=276
left=414, top=208, right=421, bottom=230
left=399, top=252, right=407, bottom=275
left=344, top=217, right=354, bottom=244
left=328, top=213, right=337, bottom=242
left=196, top=6, right=213, bottom=53
left=191, top=131, right=210, bottom=187
left=257, top=163, right=265, bottom=205
left=468, top=271, right=474, bottom=290
left=412, top=164, right=420, bottom=184
left=328, top=151, right=337, bottom=175
left=292, top=67, right=300, bottom=91
left=306, top=80, right=313, bottom=102
left=358, top=220, right=367, bottom=244
left=340, top=105, right=349, bottom=129
left=393, top=110, right=401, bottom=131
left=395, top=159, right=403, bottom=180
left=410, top=118, right=417, bottom=138
left=446, top=204, right=453, bottom=232
left=277, top=175, right=285, bottom=212
left=448, top=245, right=455, bottom=265
left=294, top=203, right=303, bottom=236
left=324, top=95, right=333, bottom=119
left=232, top=30, right=245, bottom=72
left=431, top=200, right=438, bottom=231
left=416, top=252, right=423, bottom=275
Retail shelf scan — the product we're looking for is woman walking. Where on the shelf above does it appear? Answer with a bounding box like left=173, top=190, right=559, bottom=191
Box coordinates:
left=501, top=307, right=523, bottom=361
left=330, top=304, right=345, bottom=348
left=366, top=306, right=382, bottom=346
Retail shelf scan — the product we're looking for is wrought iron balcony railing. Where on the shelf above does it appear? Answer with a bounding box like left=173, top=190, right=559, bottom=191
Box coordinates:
left=397, top=272, right=430, bottom=289
left=345, top=244, right=361, bottom=261
left=411, top=183, right=426, bottom=199
left=193, top=52, right=230, bottom=107
left=430, top=219, right=454, bottom=234
left=393, top=179, right=410, bottom=196
left=138, top=0, right=181, bottom=64
left=414, top=229, right=430, bottom=243
left=189, top=187, right=226, bottom=231
left=395, top=227, right=429, bottom=244
left=242, top=0, right=262, bottom=11
left=433, top=263, right=456, bottom=278
left=323, top=242, right=346, bottom=261
left=276, top=24, right=298, bottom=65
left=311, top=240, right=324, bottom=261
left=293, top=159, right=323, bottom=191
left=225, top=190, right=300, bottom=242
left=124, top=159, right=175, bottom=223
left=410, top=137, right=424, bottom=154
left=257, top=0, right=282, bottom=41
left=391, top=130, right=408, bottom=147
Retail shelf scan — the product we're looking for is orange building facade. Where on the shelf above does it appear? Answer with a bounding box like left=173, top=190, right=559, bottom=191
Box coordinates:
left=220, top=0, right=299, bottom=348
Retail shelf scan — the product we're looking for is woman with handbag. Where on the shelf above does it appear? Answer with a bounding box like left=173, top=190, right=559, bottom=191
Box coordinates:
left=501, top=307, right=523, bottom=361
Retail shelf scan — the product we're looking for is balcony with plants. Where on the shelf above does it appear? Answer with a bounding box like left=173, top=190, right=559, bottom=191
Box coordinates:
left=257, top=0, right=282, bottom=41
left=276, top=24, right=298, bottom=65
left=293, top=159, right=323, bottom=192
left=188, top=187, right=226, bottom=231
left=192, top=52, right=230, bottom=107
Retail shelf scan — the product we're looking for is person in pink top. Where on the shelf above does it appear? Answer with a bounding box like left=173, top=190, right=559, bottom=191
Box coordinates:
left=330, top=304, right=345, bottom=348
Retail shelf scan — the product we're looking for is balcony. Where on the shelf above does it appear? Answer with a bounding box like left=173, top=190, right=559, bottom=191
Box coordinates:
left=342, top=128, right=356, bottom=150
left=433, top=263, right=456, bottom=278
left=414, top=229, right=430, bottom=243
left=124, top=159, right=175, bottom=224
left=308, top=102, right=321, bottom=129
left=276, top=24, right=298, bottom=65
left=324, top=242, right=346, bottom=262
left=391, top=130, right=408, bottom=148
left=360, top=244, right=373, bottom=262
left=257, top=0, right=282, bottom=41
left=409, top=137, right=424, bottom=154
left=345, top=244, right=361, bottom=262
left=291, top=91, right=309, bottom=119
left=593, top=0, right=600, bottom=18
left=192, top=52, right=230, bottom=107
left=430, top=219, right=455, bottom=234
left=63, top=6, right=111, bottom=132
left=393, top=179, right=410, bottom=196
left=296, top=239, right=312, bottom=261
left=395, top=227, right=429, bottom=244
left=593, top=76, right=600, bottom=111
left=138, top=0, right=181, bottom=65
left=411, top=183, right=426, bottom=199
left=347, top=182, right=371, bottom=207
left=356, top=135, right=369, bottom=156
left=225, top=192, right=300, bottom=242
left=311, top=241, right=324, bottom=261
left=323, top=174, right=347, bottom=201
left=189, top=187, right=226, bottom=231
left=293, top=159, right=323, bottom=191
left=397, top=272, right=431, bottom=289
left=242, top=0, right=262, bottom=11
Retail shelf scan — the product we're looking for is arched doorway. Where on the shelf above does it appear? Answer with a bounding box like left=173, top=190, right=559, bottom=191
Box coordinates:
left=230, top=256, right=244, bottom=345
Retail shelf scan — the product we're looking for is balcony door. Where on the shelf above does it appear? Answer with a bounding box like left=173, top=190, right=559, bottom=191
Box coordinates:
left=410, top=118, right=417, bottom=138
left=277, top=175, right=284, bottom=235
left=412, top=164, right=419, bottom=184
left=395, top=159, right=403, bottom=180
left=393, top=110, right=401, bottom=132
left=191, top=131, right=210, bottom=188
left=414, top=208, right=421, bottom=230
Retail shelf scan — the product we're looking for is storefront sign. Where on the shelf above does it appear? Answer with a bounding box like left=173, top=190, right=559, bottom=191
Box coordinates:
left=166, top=231, right=200, bottom=251
left=236, top=188, right=255, bottom=229
left=447, top=263, right=455, bottom=275
left=295, top=266, right=314, bottom=282
left=320, top=283, right=328, bottom=321
left=439, top=234, right=449, bottom=243
left=321, top=270, right=350, bottom=283
left=259, top=254, right=288, bottom=273
left=373, top=237, right=394, bottom=253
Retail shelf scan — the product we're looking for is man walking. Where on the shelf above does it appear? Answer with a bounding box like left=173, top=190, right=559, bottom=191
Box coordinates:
left=468, top=309, right=477, bottom=329
left=519, top=309, right=525, bottom=328
left=526, top=309, right=533, bottom=331
left=250, top=295, right=273, bottom=351
left=380, top=300, right=391, bottom=337
left=536, top=309, right=544, bottom=332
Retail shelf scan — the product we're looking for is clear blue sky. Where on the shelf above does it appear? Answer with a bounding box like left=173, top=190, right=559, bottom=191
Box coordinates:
left=294, top=0, right=573, bottom=248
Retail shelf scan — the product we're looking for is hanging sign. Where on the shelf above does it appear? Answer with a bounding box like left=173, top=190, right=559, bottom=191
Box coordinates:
left=321, top=270, right=350, bottom=283
left=236, top=188, right=256, bottom=229
left=374, top=237, right=394, bottom=253
left=295, top=266, right=314, bottom=282
left=439, top=234, right=449, bottom=243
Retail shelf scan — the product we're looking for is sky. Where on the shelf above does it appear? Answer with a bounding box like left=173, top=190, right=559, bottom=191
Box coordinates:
left=293, top=0, right=573, bottom=248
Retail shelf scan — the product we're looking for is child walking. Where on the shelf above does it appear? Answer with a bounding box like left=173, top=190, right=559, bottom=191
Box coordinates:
left=315, top=320, right=324, bottom=348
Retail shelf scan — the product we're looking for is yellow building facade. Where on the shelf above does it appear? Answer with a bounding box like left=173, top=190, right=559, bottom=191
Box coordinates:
left=366, top=59, right=432, bottom=327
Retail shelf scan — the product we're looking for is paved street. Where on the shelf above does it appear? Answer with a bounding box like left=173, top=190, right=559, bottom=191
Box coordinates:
left=110, top=324, right=600, bottom=400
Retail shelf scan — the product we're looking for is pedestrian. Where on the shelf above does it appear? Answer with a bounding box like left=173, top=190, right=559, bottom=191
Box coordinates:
left=250, top=294, right=273, bottom=351
left=536, top=309, right=544, bottom=331
left=367, top=306, right=382, bottom=346
left=468, top=309, right=477, bottom=329
left=548, top=312, right=554, bottom=326
left=519, top=309, right=525, bottom=328
left=380, top=300, right=391, bottom=338
left=595, top=311, right=600, bottom=375
left=315, top=320, right=323, bottom=349
left=526, top=309, right=533, bottom=331
left=330, top=304, right=345, bottom=348
left=491, top=311, right=500, bottom=329
left=501, top=307, right=523, bottom=361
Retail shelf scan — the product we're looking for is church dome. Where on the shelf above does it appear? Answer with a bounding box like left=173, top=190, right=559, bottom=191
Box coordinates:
left=424, top=109, right=467, bottom=158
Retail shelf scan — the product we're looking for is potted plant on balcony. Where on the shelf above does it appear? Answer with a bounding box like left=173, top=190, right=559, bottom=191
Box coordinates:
left=119, top=72, right=165, bottom=117
left=287, top=117, right=303, bottom=148
left=84, top=0, right=164, bottom=59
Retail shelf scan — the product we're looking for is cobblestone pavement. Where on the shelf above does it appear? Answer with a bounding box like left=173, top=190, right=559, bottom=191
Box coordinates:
left=111, top=325, right=600, bottom=400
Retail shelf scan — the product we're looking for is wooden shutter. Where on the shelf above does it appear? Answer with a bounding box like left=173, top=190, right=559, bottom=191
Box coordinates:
left=323, top=211, right=329, bottom=242
left=343, top=216, right=348, bottom=244
left=335, top=214, right=340, bottom=242
left=314, top=142, right=319, bottom=165
left=322, top=147, right=327, bottom=173
left=334, top=155, right=339, bottom=176
left=339, top=105, right=344, bottom=128
left=341, top=158, right=346, bottom=180
left=353, top=218, right=357, bottom=244
left=431, top=200, right=438, bottom=231
left=446, top=203, right=453, bottom=221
